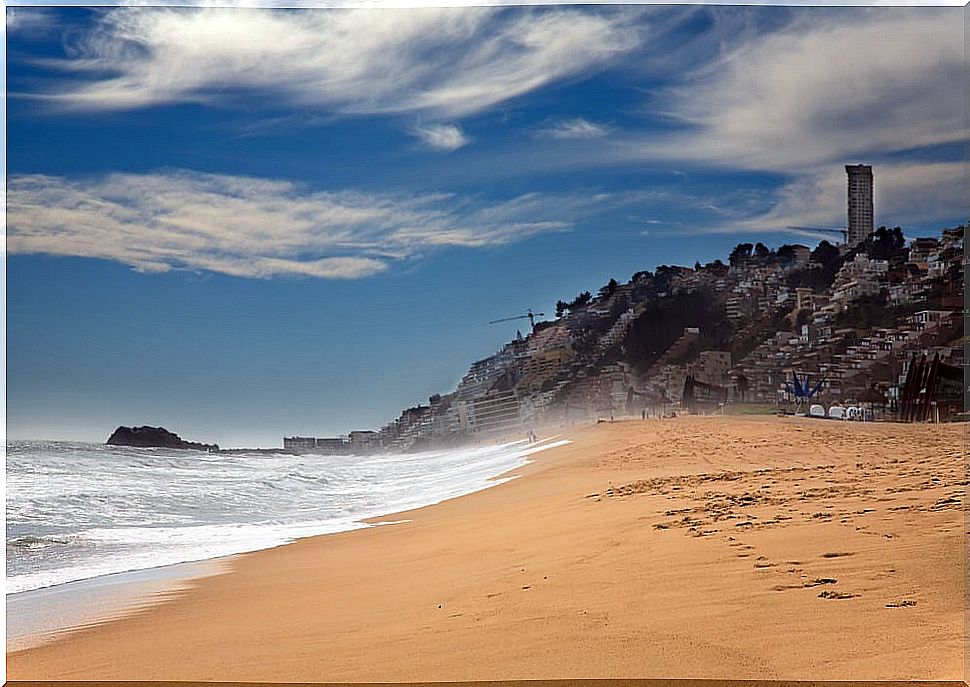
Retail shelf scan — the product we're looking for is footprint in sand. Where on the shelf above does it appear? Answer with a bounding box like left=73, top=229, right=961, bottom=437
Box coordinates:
left=772, top=578, right=837, bottom=592
left=886, top=600, right=916, bottom=608
left=808, top=578, right=838, bottom=586
left=818, top=590, right=859, bottom=600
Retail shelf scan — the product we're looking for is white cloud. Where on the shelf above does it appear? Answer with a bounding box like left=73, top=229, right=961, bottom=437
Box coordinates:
left=8, top=170, right=733, bottom=278
left=6, top=170, right=592, bottom=279
left=34, top=7, right=641, bottom=118
left=537, top=117, right=611, bottom=140
left=635, top=10, right=964, bottom=170
left=6, top=7, right=53, bottom=34
left=412, top=123, right=469, bottom=151
left=579, top=10, right=966, bottom=239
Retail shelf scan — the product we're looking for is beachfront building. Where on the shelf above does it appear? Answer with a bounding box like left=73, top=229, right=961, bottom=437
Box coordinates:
left=349, top=430, right=381, bottom=452
left=827, top=254, right=889, bottom=312
left=283, top=436, right=318, bottom=452
left=518, top=324, right=573, bottom=386
left=466, top=389, right=523, bottom=436
left=455, top=342, right=525, bottom=403
left=795, top=287, right=814, bottom=311
left=908, top=237, right=940, bottom=264
left=846, top=164, right=874, bottom=246
left=282, top=436, right=351, bottom=454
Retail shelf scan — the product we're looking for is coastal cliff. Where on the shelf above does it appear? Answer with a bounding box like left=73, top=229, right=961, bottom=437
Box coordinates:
left=106, top=426, right=219, bottom=452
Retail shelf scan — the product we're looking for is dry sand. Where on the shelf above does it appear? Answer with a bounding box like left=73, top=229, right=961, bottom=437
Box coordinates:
left=7, top=416, right=965, bottom=681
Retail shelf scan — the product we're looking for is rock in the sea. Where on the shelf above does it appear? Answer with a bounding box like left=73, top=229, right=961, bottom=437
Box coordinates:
left=106, top=426, right=219, bottom=452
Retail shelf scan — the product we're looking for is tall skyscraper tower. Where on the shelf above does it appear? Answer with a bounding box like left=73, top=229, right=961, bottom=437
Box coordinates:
left=845, top=164, right=873, bottom=246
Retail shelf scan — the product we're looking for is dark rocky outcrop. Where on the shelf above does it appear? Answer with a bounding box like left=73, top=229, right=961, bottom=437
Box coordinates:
left=106, top=426, right=219, bottom=452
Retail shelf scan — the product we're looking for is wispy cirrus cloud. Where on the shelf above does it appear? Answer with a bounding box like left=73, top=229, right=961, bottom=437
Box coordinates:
left=30, top=7, right=642, bottom=118
left=412, top=123, right=469, bottom=152
left=633, top=10, right=964, bottom=171
left=537, top=117, right=612, bottom=140
left=6, top=6, right=54, bottom=34
left=589, top=9, right=966, bottom=236
left=6, top=170, right=597, bottom=279
left=7, top=169, right=759, bottom=278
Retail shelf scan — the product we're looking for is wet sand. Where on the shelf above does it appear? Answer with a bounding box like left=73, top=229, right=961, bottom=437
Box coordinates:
left=7, top=416, right=965, bottom=680
left=6, top=560, right=229, bottom=652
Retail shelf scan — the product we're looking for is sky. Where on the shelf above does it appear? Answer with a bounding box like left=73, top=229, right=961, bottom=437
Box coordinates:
left=5, top=3, right=967, bottom=447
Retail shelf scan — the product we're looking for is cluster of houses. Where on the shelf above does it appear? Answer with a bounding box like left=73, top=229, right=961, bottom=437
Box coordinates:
left=730, top=228, right=963, bottom=409
left=285, top=225, right=964, bottom=454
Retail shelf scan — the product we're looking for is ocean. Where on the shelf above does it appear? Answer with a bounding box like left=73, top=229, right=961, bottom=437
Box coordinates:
left=6, top=438, right=566, bottom=596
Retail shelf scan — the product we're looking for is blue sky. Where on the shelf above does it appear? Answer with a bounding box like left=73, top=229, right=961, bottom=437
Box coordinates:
left=5, top=4, right=966, bottom=446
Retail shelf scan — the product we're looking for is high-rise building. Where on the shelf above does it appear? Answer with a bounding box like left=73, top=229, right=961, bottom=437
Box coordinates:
left=845, top=164, right=873, bottom=246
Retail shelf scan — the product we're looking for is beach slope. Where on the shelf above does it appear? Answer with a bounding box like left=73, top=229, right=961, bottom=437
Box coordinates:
left=7, top=417, right=964, bottom=680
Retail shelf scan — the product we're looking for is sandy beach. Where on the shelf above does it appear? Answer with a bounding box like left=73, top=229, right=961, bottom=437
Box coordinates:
left=7, top=416, right=965, bottom=681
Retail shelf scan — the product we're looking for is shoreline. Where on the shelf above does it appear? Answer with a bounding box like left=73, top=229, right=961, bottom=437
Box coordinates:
left=6, top=559, right=230, bottom=652
left=8, top=416, right=964, bottom=680
left=7, top=435, right=570, bottom=651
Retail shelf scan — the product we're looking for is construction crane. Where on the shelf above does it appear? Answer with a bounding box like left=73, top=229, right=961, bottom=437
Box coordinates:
left=788, top=226, right=848, bottom=244
left=489, top=308, right=545, bottom=329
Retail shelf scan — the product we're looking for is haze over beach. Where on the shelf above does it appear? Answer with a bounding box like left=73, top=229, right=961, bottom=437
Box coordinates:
left=5, top=2, right=967, bottom=682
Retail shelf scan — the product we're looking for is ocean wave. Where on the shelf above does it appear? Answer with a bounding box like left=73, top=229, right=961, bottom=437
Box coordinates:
left=7, top=437, right=568, bottom=594
left=7, top=535, right=71, bottom=549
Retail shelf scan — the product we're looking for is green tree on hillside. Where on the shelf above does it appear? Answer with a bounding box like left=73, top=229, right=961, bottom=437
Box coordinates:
left=704, top=259, right=728, bottom=275
left=729, top=243, right=754, bottom=267
left=569, top=291, right=592, bottom=309
left=598, top=278, right=619, bottom=299
left=775, top=244, right=801, bottom=265
left=754, top=242, right=771, bottom=263
left=864, top=226, right=906, bottom=261
left=810, top=240, right=839, bottom=265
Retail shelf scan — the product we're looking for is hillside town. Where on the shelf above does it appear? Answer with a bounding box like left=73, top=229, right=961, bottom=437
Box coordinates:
left=285, top=165, right=965, bottom=453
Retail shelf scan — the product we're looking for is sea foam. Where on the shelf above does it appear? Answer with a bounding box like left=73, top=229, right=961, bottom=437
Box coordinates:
left=6, top=437, right=568, bottom=594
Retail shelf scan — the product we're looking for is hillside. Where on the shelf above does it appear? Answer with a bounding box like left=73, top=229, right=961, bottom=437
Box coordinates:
left=367, top=225, right=964, bottom=450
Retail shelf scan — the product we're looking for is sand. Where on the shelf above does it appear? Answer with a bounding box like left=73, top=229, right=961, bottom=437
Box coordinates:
left=6, top=416, right=965, bottom=681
